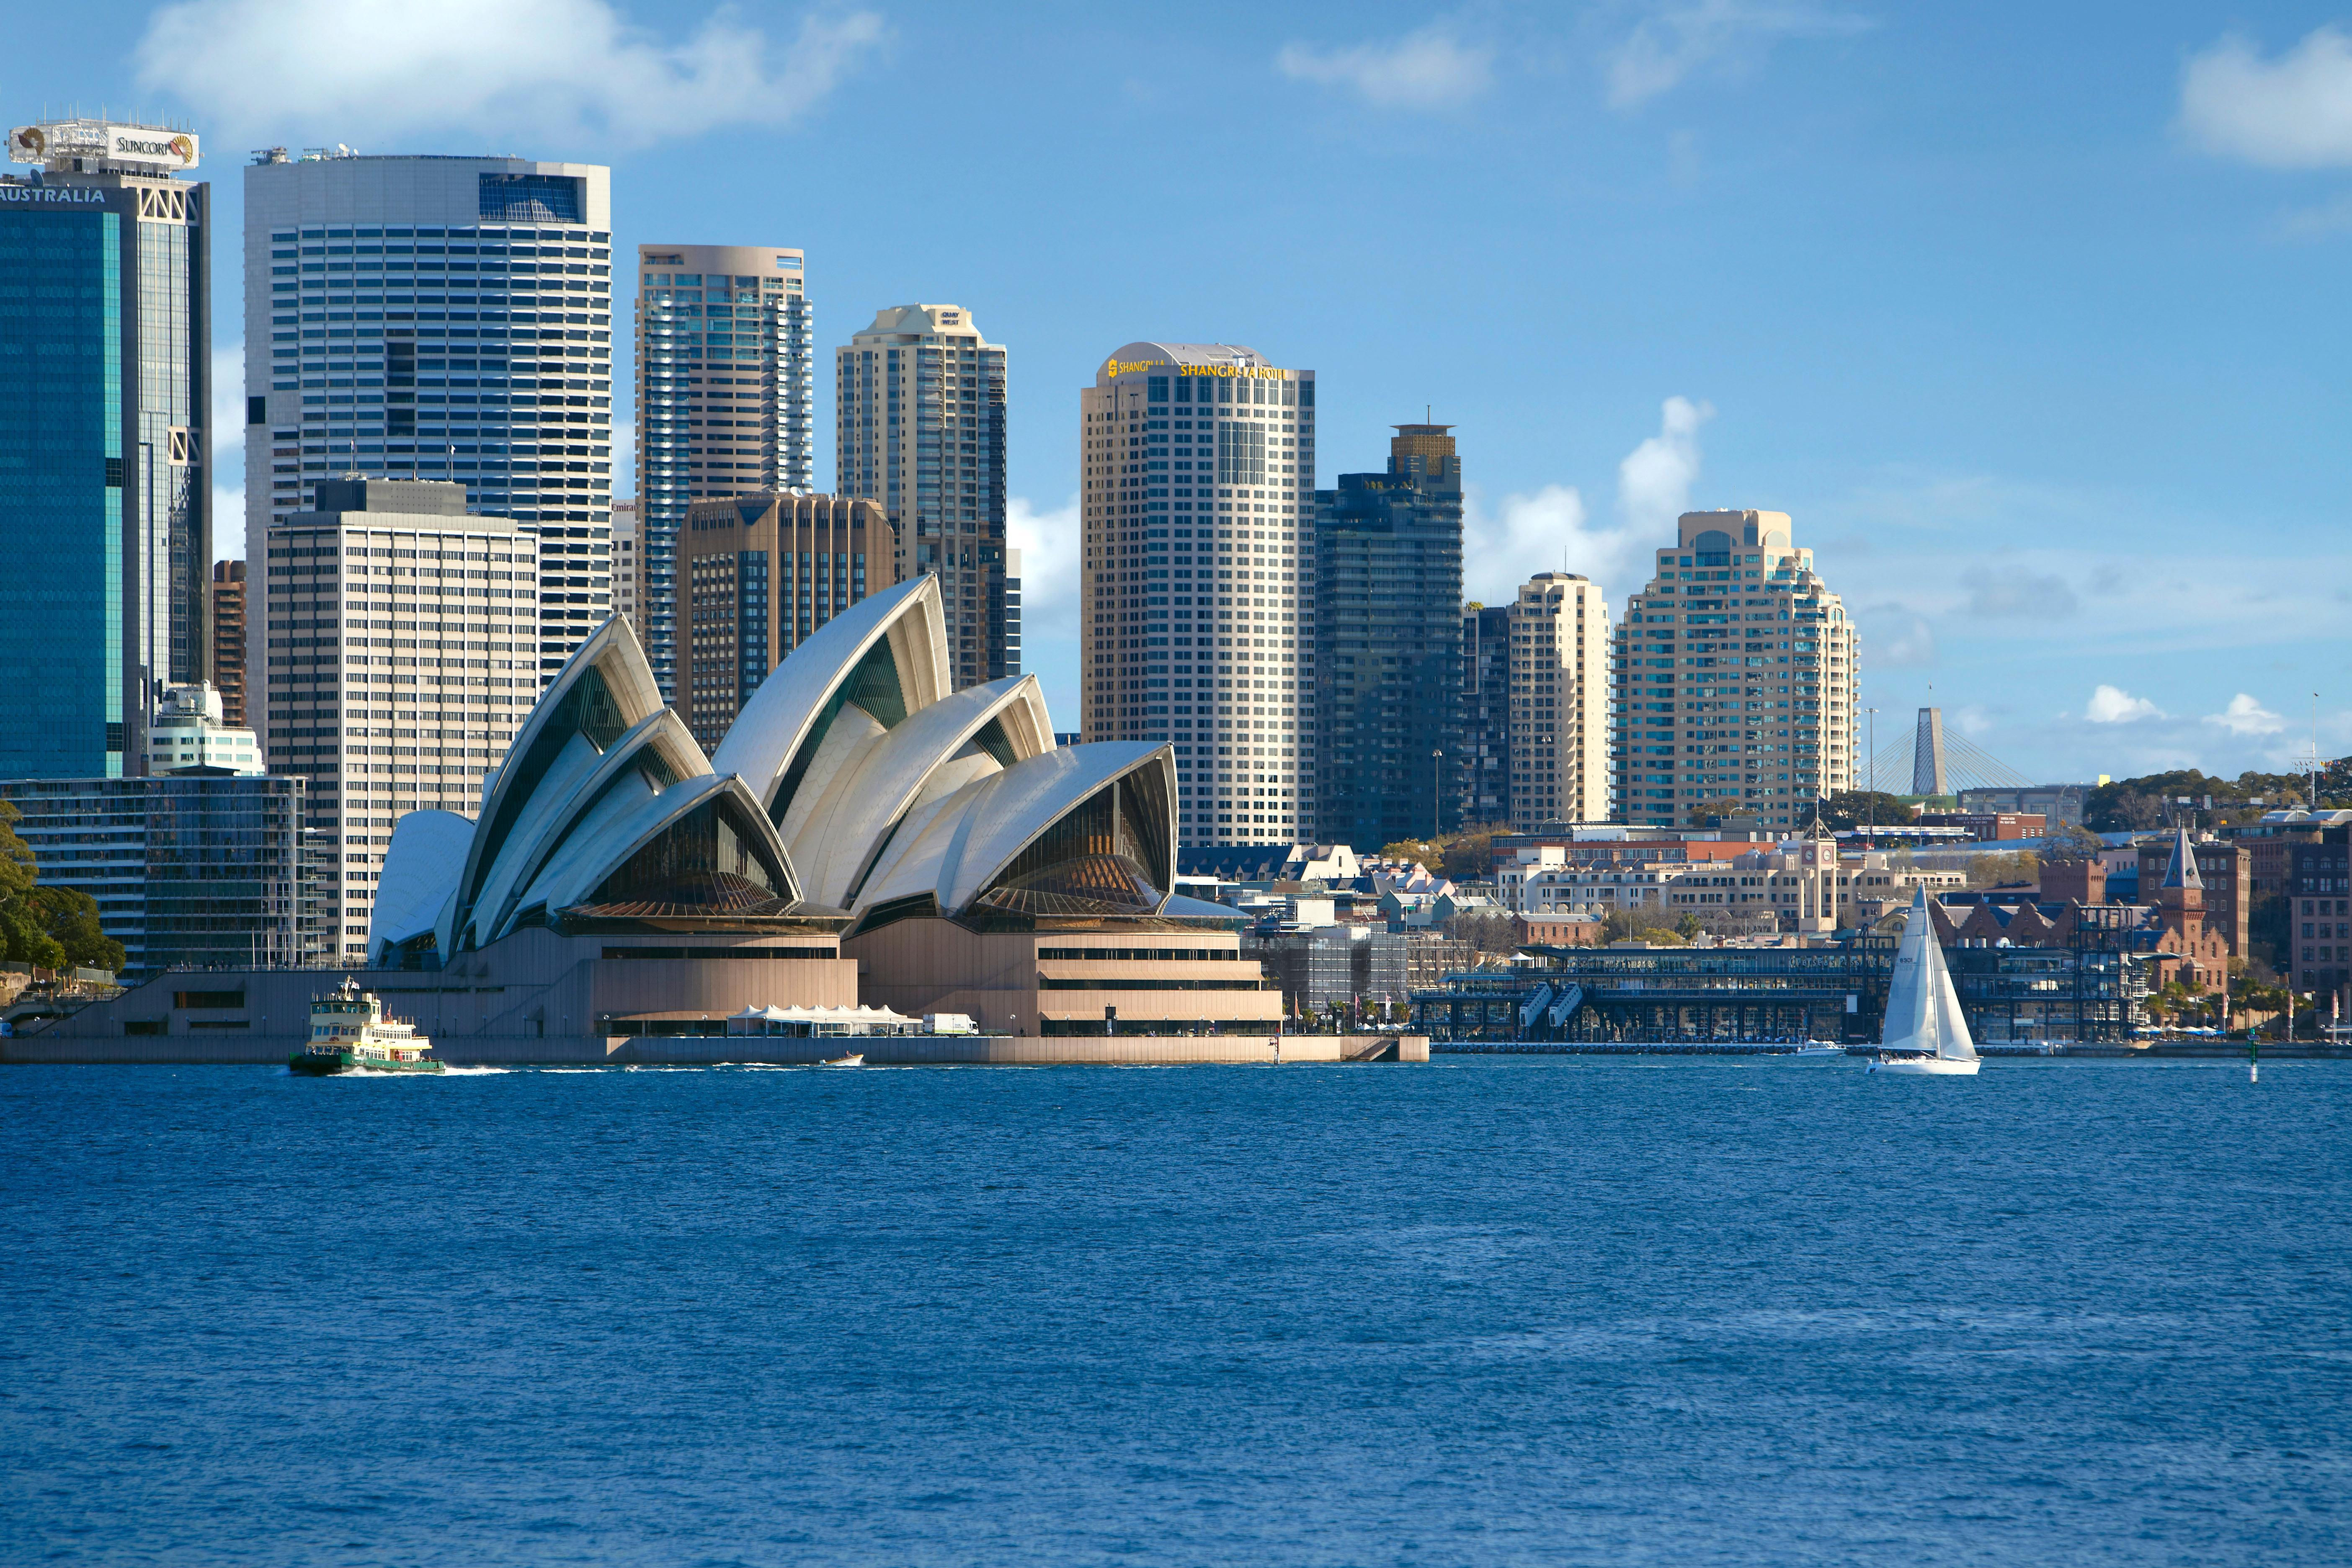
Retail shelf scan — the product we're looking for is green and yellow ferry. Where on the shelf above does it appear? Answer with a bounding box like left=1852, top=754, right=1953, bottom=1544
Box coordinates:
left=290, top=978, right=444, bottom=1075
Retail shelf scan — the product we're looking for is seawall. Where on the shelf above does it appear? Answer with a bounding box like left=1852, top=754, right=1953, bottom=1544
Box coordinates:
left=0, top=1033, right=1431, bottom=1068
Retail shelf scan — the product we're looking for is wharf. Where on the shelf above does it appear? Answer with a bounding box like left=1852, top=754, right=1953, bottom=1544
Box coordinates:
left=0, top=1032, right=1431, bottom=1068
left=1434, top=1040, right=2351, bottom=1060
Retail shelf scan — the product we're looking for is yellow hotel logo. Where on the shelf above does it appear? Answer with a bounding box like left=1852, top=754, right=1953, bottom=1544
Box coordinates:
left=1104, top=357, right=1291, bottom=380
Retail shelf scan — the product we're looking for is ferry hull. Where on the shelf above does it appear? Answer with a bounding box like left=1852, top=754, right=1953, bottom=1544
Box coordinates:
left=288, top=1050, right=446, bottom=1076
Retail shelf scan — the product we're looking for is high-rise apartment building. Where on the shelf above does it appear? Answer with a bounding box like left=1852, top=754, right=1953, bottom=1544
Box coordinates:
left=1611, top=510, right=1858, bottom=829
left=675, top=493, right=896, bottom=753
left=1506, top=574, right=1612, bottom=828
left=635, top=244, right=814, bottom=698
left=2, top=119, right=212, bottom=779
left=1313, top=424, right=1464, bottom=848
left=261, top=479, right=538, bottom=960
left=242, top=149, right=612, bottom=690
left=1461, top=603, right=1511, bottom=826
left=0, top=774, right=309, bottom=976
left=1081, top=344, right=1314, bottom=846
left=211, top=561, right=248, bottom=726
left=610, top=498, right=641, bottom=634
left=837, top=305, right=1009, bottom=689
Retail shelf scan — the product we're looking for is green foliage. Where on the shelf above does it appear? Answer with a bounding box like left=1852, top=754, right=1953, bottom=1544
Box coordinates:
left=1818, top=790, right=1912, bottom=832
left=1686, top=797, right=1751, bottom=827
left=2084, top=763, right=2352, bottom=832
left=33, top=886, right=124, bottom=972
left=1674, top=912, right=1703, bottom=939
left=1635, top=926, right=1689, bottom=946
left=1967, top=850, right=2042, bottom=889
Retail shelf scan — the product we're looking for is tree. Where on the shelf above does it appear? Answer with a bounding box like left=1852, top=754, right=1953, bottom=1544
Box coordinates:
left=1686, top=797, right=1751, bottom=827
left=1818, top=790, right=1911, bottom=832
left=1967, top=850, right=2041, bottom=889
left=1378, top=840, right=1435, bottom=864
left=33, top=886, right=124, bottom=972
left=1674, top=912, right=1704, bottom=939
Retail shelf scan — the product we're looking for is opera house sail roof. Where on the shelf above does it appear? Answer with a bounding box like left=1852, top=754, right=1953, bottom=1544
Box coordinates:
left=369, top=578, right=1180, bottom=964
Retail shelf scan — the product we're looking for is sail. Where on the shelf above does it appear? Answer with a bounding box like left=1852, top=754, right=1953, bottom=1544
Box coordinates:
left=1921, top=922, right=1977, bottom=1060
left=1879, top=887, right=1940, bottom=1053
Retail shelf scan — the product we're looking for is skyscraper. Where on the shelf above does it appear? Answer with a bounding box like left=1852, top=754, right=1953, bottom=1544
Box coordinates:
left=837, top=305, right=1009, bottom=689
left=1460, top=602, right=1511, bottom=825
left=609, top=498, right=641, bottom=636
left=635, top=243, right=814, bottom=697
left=1611, top=509, right=1858, bottom=829
left=210, top=561, right=248, bottom=727
left=1313, top=423, right=1464, bottom=849
left=1081, top=344, right=1314, bottom=846
left=675, top=492, right=896, bottom=753
left=261, top=479, right=538, bottom=961
left=1, top=118, right=211, bottom=778
left=1506, top=573, right=1611, bottom=828
left=242, top=149, right=613, bottom=695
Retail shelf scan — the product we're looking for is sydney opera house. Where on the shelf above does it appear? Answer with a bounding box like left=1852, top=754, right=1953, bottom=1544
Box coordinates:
left=23, top=578, right=1292, bottom=1060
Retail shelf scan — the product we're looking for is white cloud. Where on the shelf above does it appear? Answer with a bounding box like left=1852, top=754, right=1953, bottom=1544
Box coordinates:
left=1857, top=601, right=1936, bottom=667
left=1607, top=0, right=1872, bottom=109
left=1617, top=394, right=1712, bottom=534
left=2204, top=693, right=2287, bottom=736
left=2181, top=27, right=2352, bottom=169
left=1960, top=565, right=2077, bottom=619
left=134, top=0, right=885, bottom=146
left=1008, top=493, right=1080, bottom=644
left=2084, top=685, right=2164, bottom=724
left=1462, top=482, right=1653, bottom=603
left=1277, top=21, right=1493, bottom=110
left=211, top=343, right=246, bottom=563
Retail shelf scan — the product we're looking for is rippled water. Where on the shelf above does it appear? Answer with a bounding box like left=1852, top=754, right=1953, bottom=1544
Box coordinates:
left=3, top=1057, right=2345, bottom=1565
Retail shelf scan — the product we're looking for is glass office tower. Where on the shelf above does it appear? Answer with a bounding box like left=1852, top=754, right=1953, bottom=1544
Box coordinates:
left=242, top=150, right=613, bottom=694
left=1312, top=424, right=1465, bottom=848
left=0, top=119, right=211, bottom=779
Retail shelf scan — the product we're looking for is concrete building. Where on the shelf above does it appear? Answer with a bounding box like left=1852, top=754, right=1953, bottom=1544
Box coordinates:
left=609, top=498, right=641, bottom=635
left=1507, top=574, right=1610, bottom=829
left=242, top=148, right=613, bottom=685
left=1313, top=424, right=1464, bottom=848
left=837, top=305, right=1011, bottom=689
left=1083, top=343, right=1315, bottom=846
left=260, top=478, right=538, bottom=959
left=634, top=243, right=814, bottom=696
left=674, top=491, right=897, bottom=753
left=1512, top=834, right=1961, bottom=934
left=2135, top=834, right=2249, bottom=957
left=211, top=562, right=248, bottom=726
left=1461, top=603, right=1511, bottom=827
left=1612, top=510, right=1858, bottom=829
left=2, top=119, right=213, bottom=779
left=2287, top=825, right=2349, bottom=1012
left=148, top=683, right=261, bottom=775
left=0, top=774, right=308, bottom=975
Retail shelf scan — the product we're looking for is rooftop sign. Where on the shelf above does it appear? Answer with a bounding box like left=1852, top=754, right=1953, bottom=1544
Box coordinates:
left=9, top=121, right=200, bottom=171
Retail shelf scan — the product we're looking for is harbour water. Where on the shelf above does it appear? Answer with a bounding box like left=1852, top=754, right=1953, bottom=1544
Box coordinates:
left=3, top=1057, right=2345, bottom=1565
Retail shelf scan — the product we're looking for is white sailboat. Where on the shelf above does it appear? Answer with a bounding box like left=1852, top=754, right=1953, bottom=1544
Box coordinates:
left=1870, top=886, right=1981, bottom=1075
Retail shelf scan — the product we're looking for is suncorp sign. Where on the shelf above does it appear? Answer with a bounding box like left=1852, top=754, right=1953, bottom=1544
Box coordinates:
left=8, top=121, right=201, bottom=171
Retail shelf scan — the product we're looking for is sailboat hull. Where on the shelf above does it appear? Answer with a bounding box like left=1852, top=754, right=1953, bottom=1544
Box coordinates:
left=1872, top=1055, right=1981, bottom=1075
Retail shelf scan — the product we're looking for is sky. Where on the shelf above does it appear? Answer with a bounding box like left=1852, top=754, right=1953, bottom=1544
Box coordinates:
left=11, top=0, right=2352, bottom=788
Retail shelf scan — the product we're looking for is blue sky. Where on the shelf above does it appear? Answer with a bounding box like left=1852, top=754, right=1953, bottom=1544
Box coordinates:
left=12, top=0, right=2352, bottom=786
